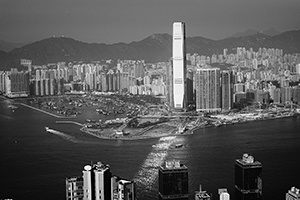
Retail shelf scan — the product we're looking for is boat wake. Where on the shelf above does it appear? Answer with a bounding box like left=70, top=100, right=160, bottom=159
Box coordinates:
left=45, top=127, right=80, bottom=143
left=0, top=114, right=14, bottom=120
left=133, top=136, right=177, bottom=193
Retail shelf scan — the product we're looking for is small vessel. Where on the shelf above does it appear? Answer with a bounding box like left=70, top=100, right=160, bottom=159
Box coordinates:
left=175, top=143, right=183, bottom=148
left=214, top=121, right=222, bottom=127
left=45, top=126, right=50, bottom=132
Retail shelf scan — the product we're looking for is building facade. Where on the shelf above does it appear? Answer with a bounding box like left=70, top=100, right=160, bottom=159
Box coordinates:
left=66, top=177, right=84, bottom=200
left=221, top=71, right=232, bottom=110
left=235, top=153, right=262, bottom=200
left=195, top=68, right=221, bottom=112
left=82, top=162, right=111, bottom=200
left=158, top=160, right=189, bottom=200
left=286, top=186, right=300, bottom=200
left=172, top=22, right=187, bottom=110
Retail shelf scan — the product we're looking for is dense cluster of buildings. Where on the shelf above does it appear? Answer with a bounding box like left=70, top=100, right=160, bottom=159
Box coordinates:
left=66, top=162, right=135, bottom=200
left=1, top=22, right=300, bottom=114
left=66, top=154, right=300, bottom=200
left=165, top=22, right=300, bottom=112
left=0, top=60, right=166, bottom=98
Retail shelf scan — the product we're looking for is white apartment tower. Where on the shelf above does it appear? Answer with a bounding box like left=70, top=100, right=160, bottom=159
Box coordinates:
left=172, top=22, right=187, bottom=110
left=82, top=162, right=111, bottom=200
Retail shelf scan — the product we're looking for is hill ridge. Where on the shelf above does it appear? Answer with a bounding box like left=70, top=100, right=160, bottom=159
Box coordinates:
left=1, top=29, right=300, bottom=70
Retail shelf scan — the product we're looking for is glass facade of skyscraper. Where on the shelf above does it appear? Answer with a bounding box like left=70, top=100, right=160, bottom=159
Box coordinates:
left=158, top=160, right=189, bottom=200
left=235, top=153, right=262, bottom=200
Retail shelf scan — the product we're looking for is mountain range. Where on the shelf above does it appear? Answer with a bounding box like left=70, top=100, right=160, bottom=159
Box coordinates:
left=227, top=28, right=281, bottom=38
left=1, top=29, right=300, bottom=71
left=0, top=40, right=28, bottom=52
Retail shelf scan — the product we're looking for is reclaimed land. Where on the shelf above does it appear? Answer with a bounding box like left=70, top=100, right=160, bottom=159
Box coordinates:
left=11, top=96, right=300, bottom=141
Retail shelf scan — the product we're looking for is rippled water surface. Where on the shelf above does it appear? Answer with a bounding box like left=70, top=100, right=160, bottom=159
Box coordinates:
left=1, top=99, right=300, bottom=200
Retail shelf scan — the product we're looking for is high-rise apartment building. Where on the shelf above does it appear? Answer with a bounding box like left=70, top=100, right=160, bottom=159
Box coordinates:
left=235, top=153, right=262, bottom=200
left=0, top=71, right=6, bottom=93
left=166, top=60, right=174, bottom=108
left=221, top=71, right=232, bottom=110
left=158, top=160, right=189, bottom=200
left=172, top=22, right=187, bottom=110
left=195, top=68, right=221, bottom=112
left=3, top=69, right=30, bottom=97
left=286, top=186, right=300, bottom=200
left=82, top=162, right=111, bottom=200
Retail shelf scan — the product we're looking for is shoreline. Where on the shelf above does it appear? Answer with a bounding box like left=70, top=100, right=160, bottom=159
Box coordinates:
left=11, top=98, right=299, bottom=141
left=78, top=126, right=194, bottom=141
left=76, top=114, right=299, bottom=141
left=18, top=103, right=73, bottom=118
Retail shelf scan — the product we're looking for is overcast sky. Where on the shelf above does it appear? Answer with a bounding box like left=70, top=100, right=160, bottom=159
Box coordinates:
left=1, top=0, right=300, bottom=44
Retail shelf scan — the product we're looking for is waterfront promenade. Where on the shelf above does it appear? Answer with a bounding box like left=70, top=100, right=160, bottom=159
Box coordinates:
left=18, top=103, right=74, bottom=119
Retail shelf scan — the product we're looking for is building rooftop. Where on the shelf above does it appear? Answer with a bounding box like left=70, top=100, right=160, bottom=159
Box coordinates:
left=236, top=153, right=262, bottom=166
left=83, top=162, right=110, bottom=172
left=66, top=176, right=83, bottom=182
left=160, top=160, right=187, bottom=170
left=119, top=179, right=133, bottom=185
left=93, top=161, right=110, bottom=171
left=287, top=186, right=300, bottom=198
left=218, top=188, right=228, bottom=195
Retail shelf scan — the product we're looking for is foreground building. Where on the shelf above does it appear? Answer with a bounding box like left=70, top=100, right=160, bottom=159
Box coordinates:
left=158, top=160, right=189, bottom=200
left=82, top=162, right=111, bottom=200
left=66, top=177, right=84, bottom=200
left=195, top=185, right=211, bottom=200
left=286, top=186, right=300, bottom=200
left=111, top=176, right=136, bottom=200
left=67, top=162, right=136, bottom=200
left=235, top=153, right=262, bottom=200
left=218, top=188, right=230, bottom=200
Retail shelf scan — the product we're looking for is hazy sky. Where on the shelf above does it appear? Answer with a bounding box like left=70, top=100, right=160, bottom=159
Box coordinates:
left=1, top=0, right=300, bottom=44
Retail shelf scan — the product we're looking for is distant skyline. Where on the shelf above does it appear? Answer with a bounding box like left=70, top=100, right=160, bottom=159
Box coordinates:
left=1, top=0, right=300, bottom=44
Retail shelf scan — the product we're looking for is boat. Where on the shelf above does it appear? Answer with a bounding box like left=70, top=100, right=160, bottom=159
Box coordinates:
left=45, top=126, right=50, bottom=132
left=174, top=143, right=183, bottom=148
left=214, top=123, right=222, bottom=127
left=213, top=121, right=222, bottom=127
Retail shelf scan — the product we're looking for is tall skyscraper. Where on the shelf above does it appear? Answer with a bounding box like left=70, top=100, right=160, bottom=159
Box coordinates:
left=286, top=186, right=300, bottom=200
left=172, top=22, right=187, bottom=110
left=158, top=160, right=189, bottom=200
left=195, top=68, right=221, bottom=112
left=82, top=162, right=111, bottom=200
left=235, top=153, right=262, bottom=200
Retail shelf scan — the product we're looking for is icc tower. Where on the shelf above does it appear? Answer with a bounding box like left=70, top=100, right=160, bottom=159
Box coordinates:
left=172, top=22, right=187, bottom=110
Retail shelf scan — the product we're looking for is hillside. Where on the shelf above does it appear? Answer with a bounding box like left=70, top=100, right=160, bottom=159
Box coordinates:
left=1, top=30, right=300, bottom=69
left=0, top=39, right=27, bottom=52
left=227, top=28, right=281, bottom=38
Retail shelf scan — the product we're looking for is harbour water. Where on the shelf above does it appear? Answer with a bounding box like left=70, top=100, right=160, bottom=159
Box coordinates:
left=1, top=98, right=300, bottom=200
